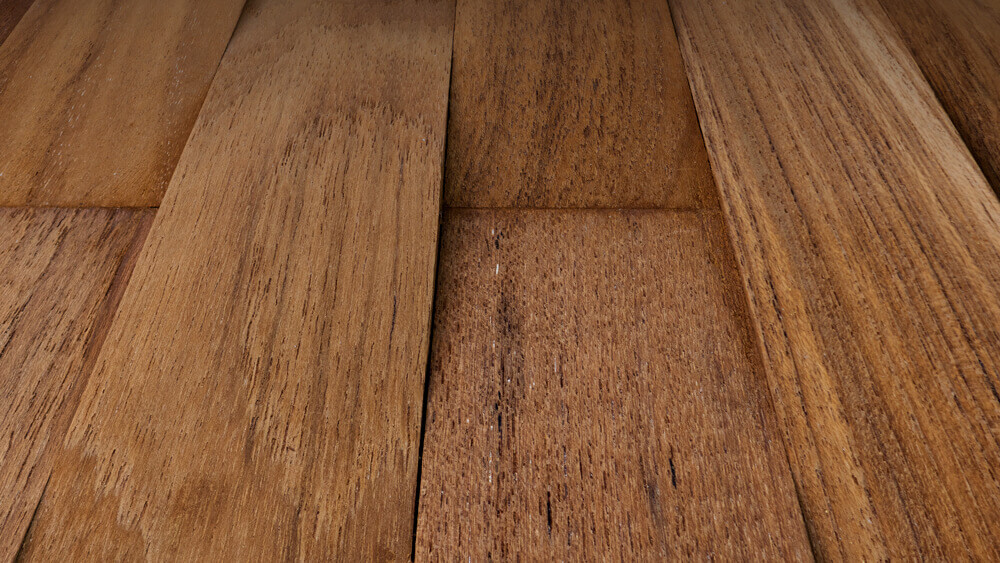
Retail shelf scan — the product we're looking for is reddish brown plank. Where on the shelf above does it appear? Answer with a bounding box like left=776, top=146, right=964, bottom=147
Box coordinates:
left=879, top=0, right=1000, bottom=196
left=415, top=209, right=812, bottom=559
left=672, top=0, right=1000, bottom=558
left=17, top=0, right=454, bottom=559
left=0, top=208, right=152, bottom=560
left=0, top=0, right=246, bottom=206
left=444, top=0, right=716, bottom=208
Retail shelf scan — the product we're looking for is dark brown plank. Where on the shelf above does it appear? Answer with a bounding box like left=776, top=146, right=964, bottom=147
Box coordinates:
left=0, top=0, right=246, bottom=206
left=444, top=0, right=716, bottom=208
left=17, top=0, right=453, bottom=559
left=415, top=209, right=812, bottom=559
left=671, top=0, right=1000, bottom=558
left=0, top=208, right=152, bottom=561
left=879, top=0, right=1000, bottom=195
left=0, top=0, right=33, bottom=42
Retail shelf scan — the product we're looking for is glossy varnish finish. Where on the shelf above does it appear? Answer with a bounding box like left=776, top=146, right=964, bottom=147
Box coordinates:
left=0, top=208, right=151, bottom=561
left=672, top=0, right=1000, bottom=558
left=0, top=0, right=246, bottom=206
left=18, top=0, right=452, bottom=559
left=415, top=210, right=811, bottom=560
left=444, top=0, right=716, bottom=208
left=878, top=0, right=1000, bottom=195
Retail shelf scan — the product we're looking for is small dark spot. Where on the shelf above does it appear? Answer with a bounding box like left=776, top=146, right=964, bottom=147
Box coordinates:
left=546, top=491, right=553, bottom=535
left=669, top=454, right=677, bottom=489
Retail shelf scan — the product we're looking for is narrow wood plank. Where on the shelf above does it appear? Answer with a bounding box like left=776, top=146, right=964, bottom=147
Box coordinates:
left=0, top=0, right=246, bottom=207
left=671, top=0, right=1000, bottom=558
left=415, top=209, right=812, bottom=560
left=17, top=0, right=453, bottom=559
left=0, top=0, right=33, bottom=42
left=0, top=208, right=152, bottom=561
left=444, top=0, right=716, bottom=208
left=878, top=0, right=1000, bottom=195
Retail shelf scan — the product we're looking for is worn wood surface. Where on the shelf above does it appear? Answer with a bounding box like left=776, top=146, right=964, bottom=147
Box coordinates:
left=879, top=0, right=1000, bottom=195
left=0, top=208, right=151, bottom=561
left=17, top=0, right=453, bottom=559
left=415, top=209, right=811, bottom=560
left=0, top=0, right=246, bottom=207
left=671, top=0, right=1000, bottom=558
left=444, top=0, right=716, bottom=208
left=0, top=0, right=33, bottom=42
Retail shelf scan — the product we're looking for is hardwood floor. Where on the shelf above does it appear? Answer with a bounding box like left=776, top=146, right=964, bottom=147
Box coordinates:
left=419, top=0, right=803, bottom=556
left=444, top=0, right=716, bottom=208
left=0, top=208, right=151, bottom=561
left=416, top=209, right=811, bottom=559
left=672, top=0, right=1000, bottom=558
left=0, top=0, right=32, bottom=41
left=3, top=0, right=1000, bottom=559
left=879, top=0, right=1000, bottom=196
left=16, top=0, right=452, bottom=559
left=0, top=0, right=246, bottom=206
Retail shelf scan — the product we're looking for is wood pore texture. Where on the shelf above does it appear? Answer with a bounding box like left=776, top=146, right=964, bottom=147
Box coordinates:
left=415, top=210, right=812, bottom=560
left=878, top=0, right=1000, bottom=196
left=0, top=0, right=246, bottom=207
left=0, top=208, right=151, bottom=561
left=17, top=0, right=453, bottom=559
left=671, top=0, right=1000, bottom=558
left=0, top=0, right=33, bottom=42
left=444, top=0, right=717, bottom=208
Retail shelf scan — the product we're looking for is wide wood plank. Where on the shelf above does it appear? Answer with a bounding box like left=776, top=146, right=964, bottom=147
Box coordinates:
left=415, top=209, right=811, bottom=560
left=878, top=0, right=1000, bottom=195
left=0, top=0, right=246, bottom=207
left=671, top=0, right=1000, bottom=558
left=17, top=0, right=452, bottom=559
left=444, top=0, right=716, bottom=208
left=0, top=208, right=152, bottom=561
left=0, top=0, right=32, bottom=42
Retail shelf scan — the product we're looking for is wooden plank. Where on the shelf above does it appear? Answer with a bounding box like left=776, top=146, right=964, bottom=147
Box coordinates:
left=878, top=0, right=1000, bottom=195
left=415, top=209, right=812, bottom=559
left=0, top=0, right=246, bottom=207
left=0, top=0, right=33, bottom=42
left=671, top=0, right=1000, bottom=558
left=17, top=0, right=453, bottom=559
left=444, top=0, right=716, bottom=208
left=0, top=208, right=152, bottom=561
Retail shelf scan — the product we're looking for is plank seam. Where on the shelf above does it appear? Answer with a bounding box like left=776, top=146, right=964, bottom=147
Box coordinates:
left=410, top=4, right=460, bottom=559
left=664, top=1, right=821, bottom=558
left=13, top=473, right=50, bottom=561
left=9, top=210, right=154, bottom=558
left=442, top=206, right=712, bottom=212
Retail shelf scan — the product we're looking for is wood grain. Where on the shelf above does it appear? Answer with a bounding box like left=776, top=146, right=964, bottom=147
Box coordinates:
left=0, top=0, right=246, bottom=207
left=444, top=0, right=716, bottom=209
left=0, top=0, right=33, bottom=42
left=671, top=0, right=1000, bottom=558
left=878, top=0, right=1000, bottom=196
left=17, top=0, right=453, bottom=559
left=0, top=208, right=152, bottom=561
left=415, top=209, right=811, bottom=560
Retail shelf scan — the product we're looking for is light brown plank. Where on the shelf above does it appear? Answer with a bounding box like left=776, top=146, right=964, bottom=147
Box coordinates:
left=878, top=0, right=1000, bottom=195
left=17, top=0, right=453, bottom=559
left=0, top=208, right=152, bottom=561
left=444, top=0, right=716, bottom=208
left=671, top=0, right=1000, bottom=558
left=0, top=0, right=246, bottom=207
left=415, top=209, right=812, bottom=560
left=0, top=0, right=32, bottom=42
